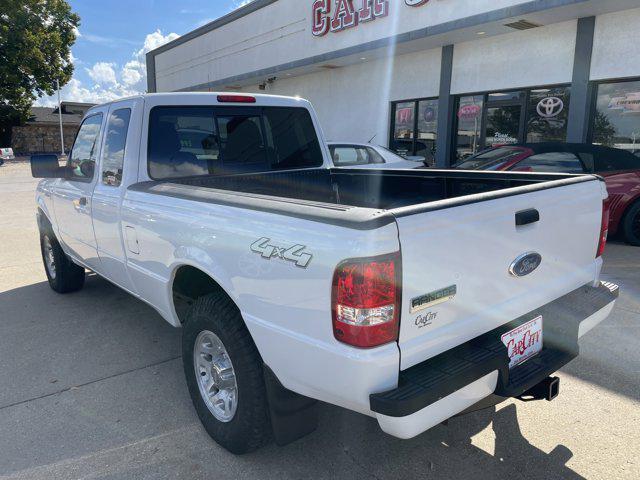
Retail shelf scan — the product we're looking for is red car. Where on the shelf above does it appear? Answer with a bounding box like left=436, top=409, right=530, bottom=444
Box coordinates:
left=456, top=143, right=640, bottom=246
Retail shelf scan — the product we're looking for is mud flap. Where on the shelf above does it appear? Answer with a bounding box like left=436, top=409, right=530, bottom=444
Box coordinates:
left=263, top=365, right=318, bottom=446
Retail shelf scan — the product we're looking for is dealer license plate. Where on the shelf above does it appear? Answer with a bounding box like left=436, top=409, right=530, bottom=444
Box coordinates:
left=501, top=316, right=543, bottom=369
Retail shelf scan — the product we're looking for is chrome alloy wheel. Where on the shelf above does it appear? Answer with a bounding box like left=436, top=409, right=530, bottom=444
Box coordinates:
left=43, top=236, right=57, bottom=280
left=193, top=330, right=238, bottom=422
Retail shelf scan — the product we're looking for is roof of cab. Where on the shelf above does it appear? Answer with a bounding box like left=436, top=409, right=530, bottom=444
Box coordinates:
left=85, top=92, right=310, bottom=114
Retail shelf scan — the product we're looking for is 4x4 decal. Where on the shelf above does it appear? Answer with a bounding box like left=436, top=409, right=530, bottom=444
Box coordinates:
left=250, top=238, right=313, bottom=268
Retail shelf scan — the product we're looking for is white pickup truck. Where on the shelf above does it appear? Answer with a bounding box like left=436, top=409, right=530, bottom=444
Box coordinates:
left=31, top=93, right=618, bottom=454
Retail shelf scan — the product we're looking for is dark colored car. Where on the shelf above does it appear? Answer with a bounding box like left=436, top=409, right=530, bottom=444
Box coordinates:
left=455, top=143, right=640, bottom=246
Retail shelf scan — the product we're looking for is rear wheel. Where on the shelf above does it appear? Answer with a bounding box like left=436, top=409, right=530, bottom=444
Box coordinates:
left=622, top=201, right=640, bottom=246
left=40, top=230, right=85, bottom=293
left=182, top=292, right=271, bottom=454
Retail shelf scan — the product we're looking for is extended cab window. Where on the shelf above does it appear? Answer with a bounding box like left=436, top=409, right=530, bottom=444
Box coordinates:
left=102, top=108, right=131, bottom=186
left=68, top=114, right=103, bottom=181
left=148, top=106, right=323, bottom=179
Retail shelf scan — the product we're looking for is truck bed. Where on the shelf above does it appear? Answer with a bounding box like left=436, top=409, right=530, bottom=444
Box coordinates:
left=129, top=168, right=599, bottom=228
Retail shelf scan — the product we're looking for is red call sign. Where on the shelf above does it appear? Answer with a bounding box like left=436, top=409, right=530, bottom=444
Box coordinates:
left=312, top=0, right=431, bottom=37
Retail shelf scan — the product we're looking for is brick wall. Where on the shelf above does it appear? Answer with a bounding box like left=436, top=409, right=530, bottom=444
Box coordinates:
left=12, top=124, right=79, bottom=154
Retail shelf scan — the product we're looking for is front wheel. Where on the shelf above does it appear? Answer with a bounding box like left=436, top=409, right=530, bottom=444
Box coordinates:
left=40, top=231, right=85, bottom=293
left=622, top=201, right=640, bottom=246
left=182, top=292, right=271, bottom=454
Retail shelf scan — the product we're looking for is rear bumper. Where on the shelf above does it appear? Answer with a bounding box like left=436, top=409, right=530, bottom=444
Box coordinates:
left=372, top=281, right=618, bottom=439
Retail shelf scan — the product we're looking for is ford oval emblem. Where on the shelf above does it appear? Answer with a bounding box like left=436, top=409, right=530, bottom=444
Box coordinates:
left=509, top=252, right=542, bottom=277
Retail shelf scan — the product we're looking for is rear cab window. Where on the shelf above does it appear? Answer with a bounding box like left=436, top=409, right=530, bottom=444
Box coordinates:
left=148, top=106, right=323, bottom=179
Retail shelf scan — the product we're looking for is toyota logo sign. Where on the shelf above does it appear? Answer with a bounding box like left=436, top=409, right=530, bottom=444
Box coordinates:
left=536, top=97, right=564, bottom=118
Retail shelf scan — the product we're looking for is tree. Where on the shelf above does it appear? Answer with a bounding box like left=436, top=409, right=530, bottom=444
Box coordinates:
left=592, top=110, right=617, bottom=146
left=0, top=0, right=79, bottom=144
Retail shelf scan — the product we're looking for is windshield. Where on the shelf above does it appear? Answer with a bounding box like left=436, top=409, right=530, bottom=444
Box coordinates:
left=455, top=147, right=527, bottom=170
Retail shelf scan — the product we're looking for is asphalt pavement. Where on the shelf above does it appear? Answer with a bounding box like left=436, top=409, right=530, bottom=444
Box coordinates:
left=0, top=161, right=638, bottom=479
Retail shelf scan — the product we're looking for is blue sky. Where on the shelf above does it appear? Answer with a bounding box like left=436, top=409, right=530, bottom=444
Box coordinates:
left=37, top=0, right=251, bottom=106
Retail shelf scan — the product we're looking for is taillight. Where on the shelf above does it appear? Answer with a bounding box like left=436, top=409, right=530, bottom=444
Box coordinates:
left=597, top=199, right=610, bottom=258
left=332, top=253, right=401, bottom=348
left=217, top=95, right=256, bottom=103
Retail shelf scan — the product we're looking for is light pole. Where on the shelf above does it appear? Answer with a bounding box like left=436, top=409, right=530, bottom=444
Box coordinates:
left=56, top=79, right=65, bottom=157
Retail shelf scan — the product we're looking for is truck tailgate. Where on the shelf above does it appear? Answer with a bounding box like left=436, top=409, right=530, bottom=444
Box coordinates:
left=394, top=178, right=605, bottom=370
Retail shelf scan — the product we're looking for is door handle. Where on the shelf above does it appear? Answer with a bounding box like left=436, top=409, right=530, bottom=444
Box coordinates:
left=516, top=208, right=540, bottom=226
left=73, top=197, right=88, bottom=212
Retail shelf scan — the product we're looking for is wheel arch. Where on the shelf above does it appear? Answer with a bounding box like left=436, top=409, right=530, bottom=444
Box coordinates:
left=36, top=206, right=53, bottom=232
left=169, top=263, right=239, bottom=325
left=619, top=194, right=640, bottom=242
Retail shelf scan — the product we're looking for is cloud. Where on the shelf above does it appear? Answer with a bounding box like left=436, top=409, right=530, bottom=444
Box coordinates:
left=35, top=78, right=132, bottom=107
left=136, top=29, right=180, bottom=57
left=179, top=8, right=205, bottom=14
left=233, top=0, right=253, bottom=8
left=69, top=51, right=82, bottom=66
left=81, top=32, right=139, bottom=47
left=35, top=29, right=179, bottom=106
left=86, top=62, right=117, bottom=85
left=121, top=60, right=144, bottom=86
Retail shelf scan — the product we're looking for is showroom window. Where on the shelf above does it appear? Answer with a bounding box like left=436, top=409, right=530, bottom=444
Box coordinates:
left=526, top=87, right=571, bottom=143
left=455, top=95, right=484, bottom=163
left=390, top=98, right=438, bottom=166
left=591, top=79, right=640, bottom=154
left=453, top=86, right=571, bottom=164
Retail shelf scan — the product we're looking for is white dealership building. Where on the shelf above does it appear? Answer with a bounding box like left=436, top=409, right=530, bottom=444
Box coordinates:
left=147, top=0, right=640, bottom=166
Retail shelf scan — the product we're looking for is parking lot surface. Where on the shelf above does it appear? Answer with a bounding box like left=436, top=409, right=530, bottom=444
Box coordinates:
left=0, top=161, right=638, bottom=479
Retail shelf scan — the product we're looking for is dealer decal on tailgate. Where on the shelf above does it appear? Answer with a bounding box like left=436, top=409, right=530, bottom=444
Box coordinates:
left=501, top=316, right=543, bottom=369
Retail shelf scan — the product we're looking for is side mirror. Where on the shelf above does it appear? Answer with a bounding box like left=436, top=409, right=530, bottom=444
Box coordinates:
left=79, top=160, right=95, bottom=178
left=30, top=154, right=65, bottom=178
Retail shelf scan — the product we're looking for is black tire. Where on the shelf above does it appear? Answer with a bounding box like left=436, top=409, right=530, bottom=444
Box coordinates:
left=39, top=230, right=85, bottom=293
left=182, top=292, right=271, bottom=454
left=622, top=201, right=640, bottom=246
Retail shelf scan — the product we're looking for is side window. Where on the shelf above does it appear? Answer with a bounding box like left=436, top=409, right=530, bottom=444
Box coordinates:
left=331, top=146, right=377, bottom=166
left=594, top=147, right=640, bottom=172
left=577, top=152, right=595, bottom=172
left=332, top=147, right=361, bottom=166
left=67, top=114, right=103, bottom=181
left=365, top=147, right=386, bottom=164
left=513, top=152, right=585, bottom=174
left=102, top=108, right=131, bottom=186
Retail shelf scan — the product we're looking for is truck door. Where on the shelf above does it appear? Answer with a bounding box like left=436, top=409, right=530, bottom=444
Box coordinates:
left=91, top=100, right=139, bottom=294
left=53, top=110, right=106, bottom=268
